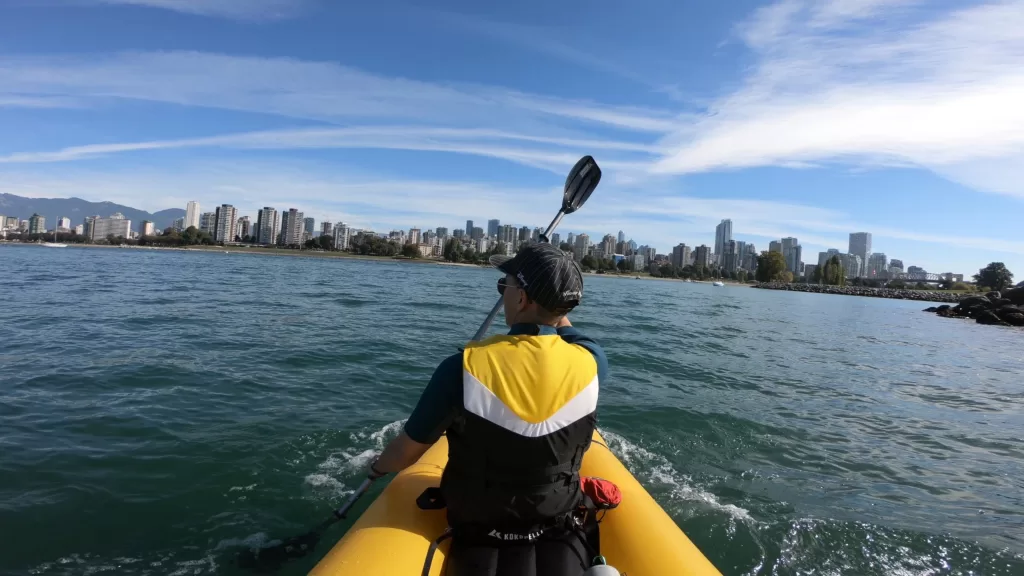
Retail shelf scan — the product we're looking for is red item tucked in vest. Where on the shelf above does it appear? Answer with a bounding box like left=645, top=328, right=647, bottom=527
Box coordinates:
left=580, top=476, right=621, bottom=509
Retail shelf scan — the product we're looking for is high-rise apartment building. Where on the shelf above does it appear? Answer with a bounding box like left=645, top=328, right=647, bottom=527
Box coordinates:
left=714, top=219, right=733, bottom=264
left=199, top=212, right=216, bottom=234
left=466, top=220, right=474, bottom=238
left=842, top=253, right=863, bottom=278
left=722, top=240, right=739, bottom=272
left=694, top=245, right=712, bottom=268
left=279, top=209, right=304, bottom=246
left=303, top=217, right=315, bottom=238
left=781, top=237, right=801, bottom=274
left=848, top=232, right=872, bottom=277
left=321, top=221, right=333, bottom=238
left=333, top=223, right=350, bottom=250
left=85, top=213, right=131, bottom=241
left=141, top=220, right=154, bottom=236
left=617, top=230, right=625, bottom=244
left=671, top=243, right=691, bottom=268
left=213, top=204, right=237, bottom=243
left=551, top=233, right=561, bottom=246
left=573, top=234, right=590, bottom=262
left=519, top=226, right=531, bottom=245
left=28, top=213, right=45, bottom=234
left=867, top=253, right=888, bottom=278
left=185, top=201, right=200, bottom=229
left=256, top=207, right=278, bottom=245
left=601, top=234, right=616, bottom=257
left=236, top=216, right=251, bottom=239
left=408, top=228, right=421, bottom=245
left=57, top=216, right=72, bottom=231
left=487, top=219, right=500, bottom=238
left=471, top=227, right=484, bottom=241
left=770, top=240, right=782, bottom=253
left=818, top=249, right=841, bottom=267
left=436, top=227, right=448, bottom=238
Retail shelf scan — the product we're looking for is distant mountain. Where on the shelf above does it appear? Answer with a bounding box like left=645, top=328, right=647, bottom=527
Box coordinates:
left=0, top=194, right=185, bottom=232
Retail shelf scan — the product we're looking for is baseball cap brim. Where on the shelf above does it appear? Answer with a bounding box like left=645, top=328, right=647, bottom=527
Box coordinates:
left=488, top=254, right=514, bottom=271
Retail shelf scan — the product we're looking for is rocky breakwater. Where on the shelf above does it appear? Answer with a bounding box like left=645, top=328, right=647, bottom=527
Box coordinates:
left=752, top=283, right=966, bottom=303
left=923, top=288, right=1024, bottom=327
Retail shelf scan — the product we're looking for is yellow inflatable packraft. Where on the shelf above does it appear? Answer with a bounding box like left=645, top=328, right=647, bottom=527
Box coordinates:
left=310, top=430, right=721, bottom=575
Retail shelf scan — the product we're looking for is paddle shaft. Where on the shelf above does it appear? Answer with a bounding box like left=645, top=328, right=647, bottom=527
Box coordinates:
left=314, top=477, right=374, bottom=534
left=470, top=209, right=567, bottom=342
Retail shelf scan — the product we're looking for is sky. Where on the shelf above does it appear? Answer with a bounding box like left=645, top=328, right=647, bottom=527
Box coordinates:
left=1, top=0, right=1023, bottom=275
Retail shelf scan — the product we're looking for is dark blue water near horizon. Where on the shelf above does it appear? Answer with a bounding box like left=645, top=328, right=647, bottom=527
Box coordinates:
left=1, top=244, right=1022, bottom=576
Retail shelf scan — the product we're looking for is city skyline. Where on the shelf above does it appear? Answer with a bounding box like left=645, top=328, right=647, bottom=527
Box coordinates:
left=0, top=2, right=1021, bottom=275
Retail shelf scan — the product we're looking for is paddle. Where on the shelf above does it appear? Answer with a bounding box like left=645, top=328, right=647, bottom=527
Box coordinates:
left=470, top=155, right=602, bottom=341
left=237, top=477, right=374, bottom=571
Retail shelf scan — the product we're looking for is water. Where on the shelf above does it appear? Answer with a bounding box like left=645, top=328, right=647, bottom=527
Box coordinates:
left=2, top=244, right=1022, bottom=576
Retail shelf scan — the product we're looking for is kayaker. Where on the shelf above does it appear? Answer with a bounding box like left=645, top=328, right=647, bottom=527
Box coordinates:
left=369, top=241, right=609, bottom=576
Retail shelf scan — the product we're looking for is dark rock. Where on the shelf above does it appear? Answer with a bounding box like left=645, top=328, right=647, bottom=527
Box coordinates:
left=960, top=296, right=992, bottom=310
left=1004, top=287, right=1024, bottom=305
left=986, top=291, right=1002, bottom=303
left=1003, top=312, right=1024, bottom=327
left=937, top=305, right=951, bottom=312
left=998, top=304, right=1021, bottom=314
left=976, top=310, right=1008, bottom=325
left=996, top=298, right=1013, bottom=307
left=924, top=307, right=938, bottom=312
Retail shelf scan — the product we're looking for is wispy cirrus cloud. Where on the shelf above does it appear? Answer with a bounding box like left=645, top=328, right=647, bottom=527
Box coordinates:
left=651, top=0, right=1024, bottom=199
left=0, top=51, right=677, bottom=135
left=0, top=126, right=660, bottom=174
left=92, top=0, right=305, bottom=20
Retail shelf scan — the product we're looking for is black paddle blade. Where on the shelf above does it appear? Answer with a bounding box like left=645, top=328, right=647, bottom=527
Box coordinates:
left=562, top=155, right=601, bottom=215
left=237, top=531, right=321, bottom=572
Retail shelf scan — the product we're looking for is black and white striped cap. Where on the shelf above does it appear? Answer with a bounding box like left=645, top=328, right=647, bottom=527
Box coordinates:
left=489, top=242, right=583, bottom=313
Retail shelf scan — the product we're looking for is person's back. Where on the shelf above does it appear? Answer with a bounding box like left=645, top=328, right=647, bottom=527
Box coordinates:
left=370, top=243, right=609, bottom=576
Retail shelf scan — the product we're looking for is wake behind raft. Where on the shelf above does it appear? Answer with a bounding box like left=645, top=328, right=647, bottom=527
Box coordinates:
left=305, top=430, right=721, bottom=576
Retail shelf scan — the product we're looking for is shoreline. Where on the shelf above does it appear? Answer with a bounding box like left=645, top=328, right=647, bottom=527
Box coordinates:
left=752, top=282, right=968, bottom=303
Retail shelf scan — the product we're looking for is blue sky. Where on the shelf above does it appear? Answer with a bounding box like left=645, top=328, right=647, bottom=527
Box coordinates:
left=1, top=0, right=1023, bottom=276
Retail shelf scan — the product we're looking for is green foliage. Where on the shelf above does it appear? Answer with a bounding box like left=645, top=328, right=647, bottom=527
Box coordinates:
left=888, top=279, right=906, bottom=289
left=779, top=270, right=794, bottom=283
left=616, top=258, right=629, bottom=273
left=442, top=238, right=462, bottom=262
left=559, top=242, right=573, bottom=252
left=462, top=246, right=477, bottom=263
left=820, top=255, right=846, bottom=286
left=951, top=281, right=972, bottom=291
left=736, top=270, right=747, bottom=283
left=401, top=243, right=420, bottom=258
left=351, top=233, right=399, bottom=256
left=973, top=262, right=1014, bottom=291
left=580, top=255, right=597, bottom=270
left=137, top=226, right=213, bottom=247
left=304, top=235, right=334, bottom=250
left=755, top=251, right=788, bottom=282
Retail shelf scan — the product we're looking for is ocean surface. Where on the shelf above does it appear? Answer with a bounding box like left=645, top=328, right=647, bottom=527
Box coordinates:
left=2, top=244, right=1022, bottom=576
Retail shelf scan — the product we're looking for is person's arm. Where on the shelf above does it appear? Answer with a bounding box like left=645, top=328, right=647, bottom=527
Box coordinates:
left=368, top=352, right=462, bottom=477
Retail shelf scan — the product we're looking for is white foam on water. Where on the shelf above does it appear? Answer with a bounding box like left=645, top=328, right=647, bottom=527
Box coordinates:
left=304, top=420, right=406, bottom=497
left=167, top=555, right=217, bottom=576
left=214, top=532, right=272, bottom=550
left=227, top=483, right=256, bottom=492
left=600, top=428, right=753, bottom=522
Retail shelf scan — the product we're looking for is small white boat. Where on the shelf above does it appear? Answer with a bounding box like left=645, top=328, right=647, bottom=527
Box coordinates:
left=712, top=281, right=724, bottom=287
left=41, top=243, right=68, bottom=248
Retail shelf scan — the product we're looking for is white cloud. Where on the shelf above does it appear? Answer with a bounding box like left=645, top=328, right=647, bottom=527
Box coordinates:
left=92, top=0, right=305, bottom=20
left=0, top=51, right=675, bottom=136
left=653, top=0, right=1024, bottom=198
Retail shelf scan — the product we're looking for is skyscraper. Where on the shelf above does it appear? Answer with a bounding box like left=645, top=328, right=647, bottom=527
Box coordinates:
left=848, top=233, right=872, bottom=277
left=781, top=237, right=800, bottom=274
left=213, top=204, right=237, bottom=243
left=617, top=230, right=625, bottom=244
left=551, top=233, right=561, bottom=246
left=199, top=212, right=216, bottom=234
left=573, top=234, right=590, bottom=262
left=601, top=234, right=616, bottom=257
left=237, top=216, right=251, bottom=240
left=842, top=254, right=863, bottom=279
left=671, top=243, right=691, bottom=268
left=409, top=228, right=421, bottom=244
left=769, top=240, right=782, bottom=253
left=722, top=240, right=739, bottom=272
left=714, top=219, right=733, bottom=264
left=279, top=209, right=303, bottom=246
left=303, top=217, right=315, bottom=238
left=818, top=249, right=841, bottom=267
left=185, top=201, right=200, bottom=229
left=466, top=220, right=474, bottom=238
left=889, top=259, right=904, bottom=273
left=487, top=219, right=500, bottom=238
left=141, top=220, right=154, bottom=236
left=321, top=221, right=333, bottom=238
left=28, top=213, right=45, bottom=234
left=256, top=207, right=278, bottom=245
left=57, top=217, right=71, bottom=231
left=867, top=253, right=888, bottom=278
left=694, top=245, right=712, bottom=268
left=333, top=223, right=351, bottom=250
left=566, top=233, right=575, bottom=247
left=519, top=226, right=531, bottom=244
left=472, top=227, right=485, bottom=240
left=436, top=227, right=448, bottom=238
